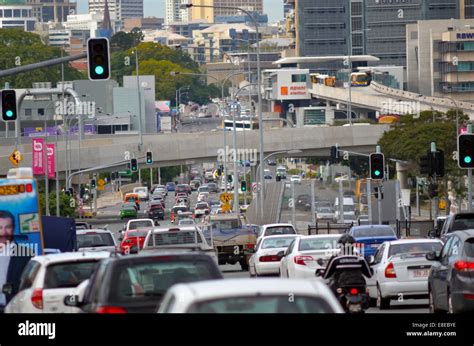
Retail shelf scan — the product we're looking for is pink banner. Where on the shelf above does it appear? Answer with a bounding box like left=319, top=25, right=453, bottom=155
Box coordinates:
left=32, top=138, right=45, bottom=176
left=47, top=144, right=55, bottom=179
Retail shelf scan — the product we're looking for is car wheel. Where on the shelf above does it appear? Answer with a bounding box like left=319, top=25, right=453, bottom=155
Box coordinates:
left=377, top=285, right=390, bottom=310
left=429, top=287, right=443, bottom=314
left=240, top=260, right=249, bottom=271
left=447, top=290, right=455, bottom=314
left=369, top=297, right=377, bottom=308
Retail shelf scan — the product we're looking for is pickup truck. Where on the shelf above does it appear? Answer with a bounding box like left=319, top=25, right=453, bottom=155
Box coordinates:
left=120, top=218, right=159, bottom=236
left=142, top=226, right=218, bottom=264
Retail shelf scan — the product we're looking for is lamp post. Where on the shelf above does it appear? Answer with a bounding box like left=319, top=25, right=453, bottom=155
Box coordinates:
left=182, top=2, right=265, bottom=218
left=132, top=48, right=143, bottom=151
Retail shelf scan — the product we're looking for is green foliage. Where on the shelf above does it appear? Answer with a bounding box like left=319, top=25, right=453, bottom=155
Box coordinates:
left=39, top=191, right=76, bottom=217
left=0, top=29, right=82, bottom=88
left=110, top=28, right=144, bottom=51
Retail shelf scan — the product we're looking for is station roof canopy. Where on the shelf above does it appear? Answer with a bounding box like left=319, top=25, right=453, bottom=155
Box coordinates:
left=274, top=55, right=380, bottom=66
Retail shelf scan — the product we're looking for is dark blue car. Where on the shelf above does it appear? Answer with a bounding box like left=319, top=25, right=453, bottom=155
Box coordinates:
left=348, top=225, right=398, bottom=258
left=166, top=182, right=176, bottom=192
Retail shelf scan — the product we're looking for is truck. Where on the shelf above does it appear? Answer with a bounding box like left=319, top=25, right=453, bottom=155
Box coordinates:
left=42, top=216, right=78, bottom=253
left=201, top=213, right=256, bottom=271
left=121, top=218, right=158, bottom=234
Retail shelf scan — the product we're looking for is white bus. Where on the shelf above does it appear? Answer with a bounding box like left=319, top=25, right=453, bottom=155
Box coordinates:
left=222, top=119, right=259, bottom=132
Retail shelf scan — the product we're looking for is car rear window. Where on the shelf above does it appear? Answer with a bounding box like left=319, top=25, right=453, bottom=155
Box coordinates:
left=44, top=261, right=99, bottom=289
left=353, top=227, right=395, bottom=238
left=187, top=296, right=333, bottom=313
left=129, top=221, right=153, bottom=229
left=109, top=259, right=219, bottom=303
left=77, top=233, right=114, bottom=248
left=299, top=237, right=338, bottom=251
left=464, top=238, right=474, bottom=256
left=212, top=218, right=242, bottom=230
left=149, top=230, right=203, bottom=246
left=126, top=230, right=150, bottom=238
left=261, top=237, right=296, bottom=249
left=452, top=215, right=474, bottom=231
left=264, top=227, right=295, bottom=237
left=388, top=242, right=443, bottom=257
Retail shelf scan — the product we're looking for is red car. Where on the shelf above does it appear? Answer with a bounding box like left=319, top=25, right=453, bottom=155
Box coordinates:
left=119, top=230, right=150, bottom=254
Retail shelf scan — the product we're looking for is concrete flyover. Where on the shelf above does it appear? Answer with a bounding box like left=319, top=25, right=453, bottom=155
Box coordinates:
left=310, top=82, right=474, bottom=117
left=0, top=125, right=391, bottom=176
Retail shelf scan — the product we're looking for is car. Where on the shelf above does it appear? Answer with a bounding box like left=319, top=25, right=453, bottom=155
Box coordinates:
left=175, top=197, right=190, bottom=208
left=427, top=230, right=474, bottom=313
left=296, top=194, right=311, bottom=211
left=175, top=211, right=194, bottom=225
left=315, top=205, right=335, bottom=222
left=257, top=224, right=297, bottom=242
left=157, top=278, right=344, bottom=313
left=279, top=235, right=341, bottom=279
left=437, top=212, right=474, bottom=242
left=290, top=175, right=302, bottom=184
left=190, top=179, right=201, bottom=191
left=264, top=173, right=273, bottom=180
left=367, top=239, right=443, bottom=310
left=63, top=252, right=223, bottom=313
left=75, top=222, right=91, bottom=230
left=147, top=202, right=165, bottom=220
left=150, top=195, right=165, bottom=208
left=170, top=205, right=189, bottom=223
left=348, top=225, right=398, bottom=258
left=120, top=203, right=138, bottom=219
left=194, top=202, right=210, bottom=218
left=166, top=182, right=176, bottom=192
left=133, top=186, right=149, bottom=201
left=197, top=192, right=210, bottom=202
left=118, top=229, right=150, bottom=254
left=153, top=185, right=167, bottom=197
left=249, top=235, right=299, bottom=277
left=267, top=159, right=277, bottom=166
left=207, top=182, right=219, bottom=194
left=175, top=192, right=188, bottom=200
left=4, top=252, right=111, bottom=313
left=197, top=185, right=209, bottom=194
left=176, top=184, right=191, bottom=195
left=276, top=166, right=287, bottom=179
left=334, top=197, right=355, bottom=222
left=76, top=229, right=117, bottom=252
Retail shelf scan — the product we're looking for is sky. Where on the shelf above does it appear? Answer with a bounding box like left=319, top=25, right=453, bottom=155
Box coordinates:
left=77, top=0, right=284, bottom=23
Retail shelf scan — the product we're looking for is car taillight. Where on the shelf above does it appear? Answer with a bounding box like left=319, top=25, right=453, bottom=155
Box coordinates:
left=31, top=288, right=43, bottom=309
left=454, top=260, right=474, bottom=272
left=350, top=288, right=358, bottom=295
left=259, top=255, right=280, bottom=262
left=245, top=243, right=254, bottom=250
left=294, top=255, right=314, bottom=265
left=96, top=306, right=127, bottom=314
left=385, top=262, right=397, bottom=278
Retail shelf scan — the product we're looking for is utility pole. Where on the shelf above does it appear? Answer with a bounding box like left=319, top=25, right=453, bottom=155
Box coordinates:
left=367, top=178, right=372, bottom=224
left=468, top=124, right=473, bottom=212
left=376, top=145, right=382, bottom=224
left=311, top=179, right=316, bottom=227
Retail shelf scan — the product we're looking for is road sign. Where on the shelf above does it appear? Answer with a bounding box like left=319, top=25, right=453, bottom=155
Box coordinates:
left=221, top=203, right=231, bottom=213
left=220, top=192, right=232, bottom=204
left=97, top=178, right=105, bottom=191
left=251, top=183, right=261, bottom=193
left=8, top=150, right=22, bottom=166
left=119, top=170, right=132, bottom=177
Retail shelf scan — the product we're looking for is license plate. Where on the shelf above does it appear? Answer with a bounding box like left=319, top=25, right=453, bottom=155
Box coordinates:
left=412, top=269, right=429, bottom=277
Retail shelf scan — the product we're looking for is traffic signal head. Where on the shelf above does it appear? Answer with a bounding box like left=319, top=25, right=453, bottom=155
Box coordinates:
left=130, top=158, right=138, bottom=172
left=146, top=151, right=153, bottom=165
left=227, top=175, right=232, bottom=183
left=241, top=181, right=247, bottom=192
left=276, top=175, right=281, bottom=182
left=87, top=38, right=110, bottom=81
left=458, top=134, right=474, bottom=168
left=91, top=179, right=96, bottom=189
left=369, top=153, right=385, bottom=180
left=2, top=90, right=17, bottom=121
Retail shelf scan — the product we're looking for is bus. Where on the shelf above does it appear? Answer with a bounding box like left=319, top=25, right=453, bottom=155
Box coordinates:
left=310, top=73, right=336, bottom=87
left=350, top=72, right=371, bottom=87
left=0, top=168, right=44, bottom=256
left=223, top=118, right=259, bottom=132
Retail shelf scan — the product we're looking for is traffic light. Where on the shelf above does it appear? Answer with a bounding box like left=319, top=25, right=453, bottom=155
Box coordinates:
left=276, top=175, right=281, bottom=182
left=420, top=154, right=433, bottom=175
left=241, top=181, right=247, bottom=192
left=146, top=151, right=153, bottom=165
left=369, top=153, right=385, bottom=180
left=420, top=150, right=445, bottom=177
left=130, top=158, right=138, bottom=172
left=330, top=146, right=340, bottom=162
left=374, top=187, right=384, bottom=200
left=429, top=183, right=438, bottom=198
left=87, top=38, right=110, bottom=81
left=227, top=175, right=232, bottom=183
left=433, top=150, right=445, bottom=177
left=1, top=90, right=17, bottom=121
left=91, top=179, right=96, bottom=189
left=458, top=134, right=474, bottom=168
left=217, top=168, right=222, bottom=176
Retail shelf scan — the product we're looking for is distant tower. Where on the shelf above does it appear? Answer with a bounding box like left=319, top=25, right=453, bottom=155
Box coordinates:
left=99, top=0, right=113, bottom=38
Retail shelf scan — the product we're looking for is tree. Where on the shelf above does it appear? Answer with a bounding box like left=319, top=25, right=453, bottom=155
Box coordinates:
left=111, top=28, right=144, bottom=52
left=39, top=192, right=76, bottom=218
left=0, top=29, right=83, bottom=88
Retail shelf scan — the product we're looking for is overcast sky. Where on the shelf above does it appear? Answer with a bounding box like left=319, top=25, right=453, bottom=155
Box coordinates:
left=77, top=0, right=284, bottom=23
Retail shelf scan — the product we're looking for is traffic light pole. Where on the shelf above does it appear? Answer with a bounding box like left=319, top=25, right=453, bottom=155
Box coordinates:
left=367, top=178, right=372, bottom=224
left=469, top=123, right=473, bottom=212
left=377, top=182, right=382, bottom=225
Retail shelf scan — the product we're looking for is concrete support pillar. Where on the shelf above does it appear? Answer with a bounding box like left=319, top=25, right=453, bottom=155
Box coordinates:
left=396, top=162, right=410, bottom=189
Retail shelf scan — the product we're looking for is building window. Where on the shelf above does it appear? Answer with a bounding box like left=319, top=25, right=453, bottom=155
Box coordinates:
left=4, top=10, right=12, bottom=18
left=13, top=10, right=20, bottom=18
left=22, top=9, right=28, bottom=17
left=38, top=108, right=45, bottom=116
left=24, top=109, right=32, bottom=116
left=292, top=74, right=307, bottom=83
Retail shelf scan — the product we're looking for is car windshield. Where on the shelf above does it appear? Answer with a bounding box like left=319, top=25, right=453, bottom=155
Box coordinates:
left=342, top=205, right=354, bottom=212
left=389, top=242, right=443, bottom=257
left=77, top=233, right=114, bottom=248
left=109, top=259, right=218, bottom=303
left=122, top=204, right=135, bottom=210
left=452, top=215, right=474, bottom=231
left=44, top=261, right=99, bottom=289
left=199, top=187, right=209, bottom=192
left=179, top=220, right=195, bottom=225
left=149, top=230, right=203, bottom=246
left=187, top=296, right=332, bottom=313
left=212, top=219, right=242, bottom=230
left=261, top=237, right=296, bottom=249
left=135, top=188, right=146, bottom=193
left=264, top=226, right=295, bottom=237
left=299, top=237, right=338, bottom=251
left=353, top=227, right=395, bottom=237
left=196, top=204, right=208, bottom=209
left=317, top=207, right=332, bottom=213
left=129, top=221, right=153, bottom=229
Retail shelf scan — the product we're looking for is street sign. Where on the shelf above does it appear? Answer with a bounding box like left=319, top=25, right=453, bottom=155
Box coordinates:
left=251, top=183, right=261, bottom=193
left=213, top=170, right=220, bottom=179
left=220, top=192, right=232, bottom=204
left=97, top=178, right=105, bottom=191
left=221, top=203, right=231, bottom=213
left=8, top=150, right=22, bottom=167
left=119, top=170, right=132, bottom=177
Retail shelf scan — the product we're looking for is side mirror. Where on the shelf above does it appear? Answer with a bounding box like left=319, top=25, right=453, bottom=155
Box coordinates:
left=426, top=251, right=439, bottom=261
left=154, top=220, right=160, bottom=226
left=316, top=258, right=324, bottom=266
left=63, top=295, right=79, bottom=307
left=368, top=255, right=376, bottom=265
left=315, top=268, right=325, bottom=277
left=2, top=283, right=13, bottom=295
left=276, top=250, right=285, bottom=258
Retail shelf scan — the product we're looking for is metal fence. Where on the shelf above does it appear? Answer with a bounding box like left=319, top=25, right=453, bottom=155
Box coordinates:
left=396, top=220, right=435, bottom=238
left=307, top=223, right=354, bottom=235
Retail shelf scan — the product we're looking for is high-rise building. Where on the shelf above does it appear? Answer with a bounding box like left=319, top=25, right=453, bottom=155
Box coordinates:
left=26, top=0, right=76, bottom=23
left=213, top=0, right=263, bottom=16
left=461, top=0, right=474, bottom=18
left=0, top=0, right=36, bottom=31
left=190, top=0, right=214, bottom=23
left=88, top=0, right=143, bottom=21
left=293, top=0, right=460, bottom=67
left=165, top=0, right=190, bottom=24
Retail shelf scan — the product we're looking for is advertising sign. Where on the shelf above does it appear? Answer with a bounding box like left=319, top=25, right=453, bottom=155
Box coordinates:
left=47, top=144, right=55, bottom=179
left=32, top=138, right=45, bottom=176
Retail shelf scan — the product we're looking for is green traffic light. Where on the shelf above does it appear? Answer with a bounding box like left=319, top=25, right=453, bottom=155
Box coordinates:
left=6, top=110, right=13, bottom=117
left=95, top=66, right=104, bottom=75
left=464, top=156, right=472, bottom=164
left=374, top=170, right=381, bottom=176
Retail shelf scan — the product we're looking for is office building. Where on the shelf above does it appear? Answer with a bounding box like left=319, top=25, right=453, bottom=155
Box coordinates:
left=26, top=0, right=76, bottom=23
left=213, top=0, right=263, bottom=16
left=88, top=0, right=143, bottom=21
left=123, top=17, right=163, bottom=31
left=461, top=0, right=474, bottom=18
left=165, top=0, right=190, bottom=24
left=0, top=1, right=36, bottom=31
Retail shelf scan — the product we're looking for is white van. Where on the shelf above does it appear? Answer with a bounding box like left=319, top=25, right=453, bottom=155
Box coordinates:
left=133, top=186, right=149, bottom=201
left=334, top=197, right=356, bottom=222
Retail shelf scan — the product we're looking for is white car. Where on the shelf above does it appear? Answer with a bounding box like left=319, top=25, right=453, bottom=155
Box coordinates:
left=194, top=202, right=210, bottom=218
left=257, top=223, right=297, bottom=242
left=133, top=186, right=149, bottom=201
left=157, top=278, right=344, bottom=313
left=5, top=252, right=111, bottom=313
left=290, top=175, right=302, bottom=184
left=249, top=235, right=299, bottom=277
left=280, top=235, right=341, bottom=279
left=367, top=238, right=444, bottom=310
left=197, top=192, right=210, bottom=202
left=76, top=229, right=117, bottom=252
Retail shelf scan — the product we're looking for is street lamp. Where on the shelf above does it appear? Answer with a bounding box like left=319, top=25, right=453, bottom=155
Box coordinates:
left=182, top=2, right=265, bottom=218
